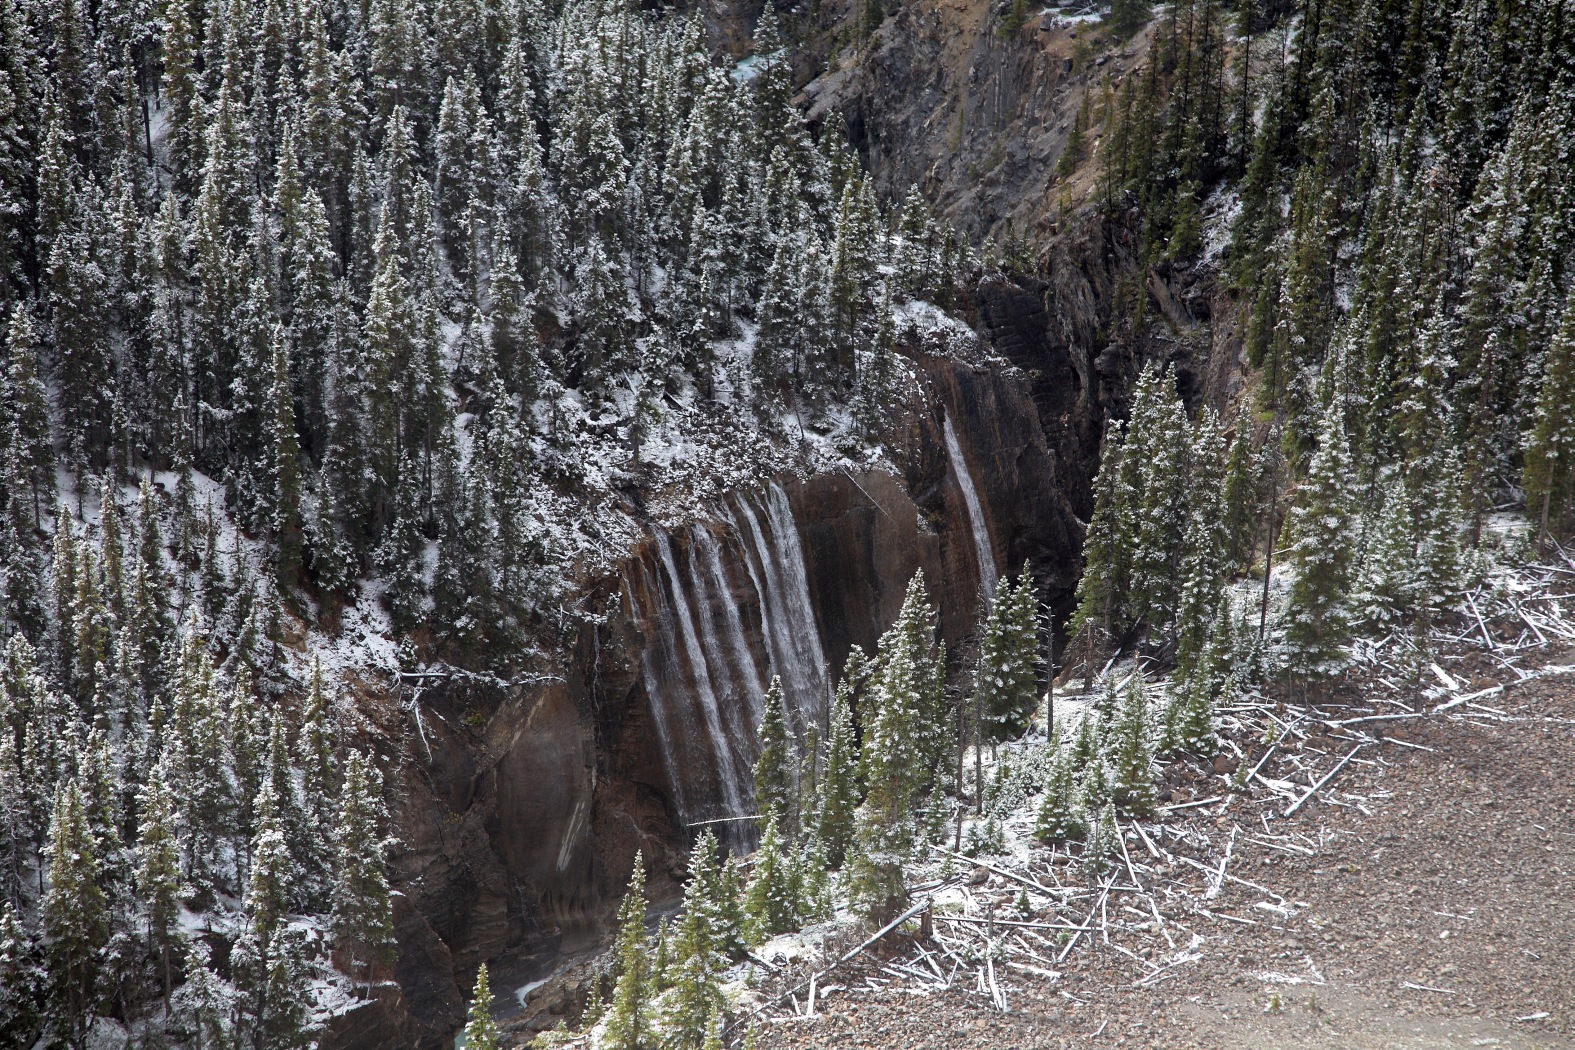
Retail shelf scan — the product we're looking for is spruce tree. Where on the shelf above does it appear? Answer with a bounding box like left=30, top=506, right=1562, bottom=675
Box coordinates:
left=0, top=903, right=42, bottom=1048
left=977, top=572, right=1040, bottom=742
left=267, top=330, right=304, bottom=592
left=136, top=760, right=183, bottom=1011
left=743, top=815, right=799, bottom=943
left=167, top=624, right=233, bottom=903
left=465, top=963, right=501, bottom=1050
left=716, top=852, right=749, bottom=962
left=6, top=308, right=53, bottom=528
left=918, top=782, right=950, bottom=847
left=43, top=779, right=109, bottom=1049
left=1070, top=426, right=1128, bottom=653
left=816, top=674, right=860, bottom=868
left=1283, top=402, right=1357, bottom=674
left=1174, top=520, right=1224, bottom=686
left=793, top=832, right=834, bottom=926
left=1035, top=747, right=1083, bottom=844
left=1524, top=290, right=1575, bottom=544
left=1082, top=801, right=1119, bottom=877
left=650, top=919, right=674, bottom=995
left=1220, top=431, right=1261, bottom=576
left=179, top=941, right=233, bottom=1050
left=604, top=853, right=650, bottom=1050
left=667, top=842, right=727, bottom=1049
left=0, top=732, right=27, bottom=906
left=1125, top=368, right=1192, bottom=634
left=752, top=677, right=796, bottom=829
left=1108, top=676, right=1157, bottom=818
left=330, top=750, right=395, bottom=993
left=686, top=831, right=745, bottom=960
left=847, top=574, right=943, bottom=920
left=236, top=789, right=312, bottom=1049
left=297, top=657, right=339, bottom=853
left=1360, top=476, right=1421, bottom=624
left=1164, top=601, right=1230, bottom=755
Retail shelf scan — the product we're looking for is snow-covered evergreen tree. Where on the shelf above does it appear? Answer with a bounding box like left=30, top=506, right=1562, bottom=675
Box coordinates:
left=1283, top=402, right=1357, bottom=674
left=665, top=840, right=728, bottom=1049
left=743, top=816, right=799, bottom=944
left=1108, top=676, right=1157, bottom=818
left=0, top=903, right=41, bottom=1046
left=1082, top=801, right=1119, bottom=877
left=752, top=677, right=796, bottom=830
left=847, top=573, right=942, bottom=921
left=465, top=963, right=502, bottom=1050
left=816, top=669, right=861, bottom=868
left=604, top=853, right=650, bottom=1050
left=1034, top=746, right=1083, bottom=844
left=135, top=760, right=183, bottom=1009
left=43, top=779, right=108, bottom=1048
left=330, top=750, right=395, bottom=992
left=1524, top=290, right=1575, bottom=544
left=976, top=571, right=1041, bottom=742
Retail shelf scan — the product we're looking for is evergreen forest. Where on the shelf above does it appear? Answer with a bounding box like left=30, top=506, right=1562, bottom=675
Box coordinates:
left=0, top=0, right=1574, bottom=1044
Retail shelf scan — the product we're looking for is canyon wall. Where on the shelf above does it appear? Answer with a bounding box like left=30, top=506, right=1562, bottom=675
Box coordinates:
left=798, top=1, right=1152, bottom=245
left=320, top=338, right=1098, bottom=1047
left=321, top=4, right=1228, bottom=1029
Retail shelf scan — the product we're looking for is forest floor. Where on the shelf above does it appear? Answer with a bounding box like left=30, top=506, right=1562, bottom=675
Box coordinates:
left=753, top=650, right=1575, bottom=1050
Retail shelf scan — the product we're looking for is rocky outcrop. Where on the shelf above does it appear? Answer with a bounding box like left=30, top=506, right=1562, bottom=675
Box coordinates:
left=349, top=8, right=1200, bottom=1023
left=319, top=984, right=417, bottom=1050
left=802, top=1, right=1153, bottom=244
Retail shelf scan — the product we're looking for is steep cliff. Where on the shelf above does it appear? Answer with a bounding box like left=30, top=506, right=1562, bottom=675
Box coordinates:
left=799, top=1, right=1148, bottom=244
left=319, top=328, right=1102, bottom=1046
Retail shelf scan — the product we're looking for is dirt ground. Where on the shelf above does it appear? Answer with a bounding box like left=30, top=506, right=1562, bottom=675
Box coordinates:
left=755, top=660, right=1575, bottom=1050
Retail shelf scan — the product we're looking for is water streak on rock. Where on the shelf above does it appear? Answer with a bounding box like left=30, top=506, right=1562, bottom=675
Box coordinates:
left=944, top=412, right=998, bottom=606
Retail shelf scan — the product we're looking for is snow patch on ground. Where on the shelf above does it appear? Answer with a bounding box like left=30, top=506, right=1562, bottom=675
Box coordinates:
left=1200, top=185, right=1242, bottom=269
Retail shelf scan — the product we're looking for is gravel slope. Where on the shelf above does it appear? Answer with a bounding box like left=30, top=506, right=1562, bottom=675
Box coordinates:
left=755, top=660, right=1575, bottom=1050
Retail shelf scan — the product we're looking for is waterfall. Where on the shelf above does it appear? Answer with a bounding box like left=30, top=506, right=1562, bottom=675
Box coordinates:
left=638, top=532, right=753, bottom=848
left=762, top=484, right=832, bottom=734
left=627, top=571, right=692, bottom=828
left=686, top=528, right=763, bottom=799
left=729, top=484, right=831, bottom=739
left=628, top=484, right=831, bottom=850
left=944, top=413, right=998, bottom=606
left=692, top=526, right=767, bottom=729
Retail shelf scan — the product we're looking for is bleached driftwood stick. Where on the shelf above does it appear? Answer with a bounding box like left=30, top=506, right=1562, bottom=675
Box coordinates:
left=929, top=845, right=1081, bottom=898
left=1057, top=874, right=1115, bottom=964
left=727, top=877, right=959, bottom=1032
left=1284, top=745, right=1365, bottom=817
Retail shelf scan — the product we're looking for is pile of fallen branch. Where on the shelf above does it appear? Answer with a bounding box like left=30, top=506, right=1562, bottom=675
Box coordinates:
left=740, top=551, right=1573, bottom=1023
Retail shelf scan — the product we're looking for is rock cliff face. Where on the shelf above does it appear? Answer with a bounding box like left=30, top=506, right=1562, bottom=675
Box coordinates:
left=321, top=337, right=1104, bottom=1047
left=800, top=0, right=1151, bottom=244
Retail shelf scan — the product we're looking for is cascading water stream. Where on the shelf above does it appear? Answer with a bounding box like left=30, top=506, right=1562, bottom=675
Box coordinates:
left=730, top=486, right=831, bottom=740
left=629, top=485, right=832, bottom=851
left=653, top=531, right=749, bottom=836
left=692, top=526, right=767, bottom=729
left=627, top=572, right=692, bottom=828
left=686, top=529, right=763, bottom=819
left=944, top=413, right=998, bottom=606
left=763, top=484, right=832, bottom=733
